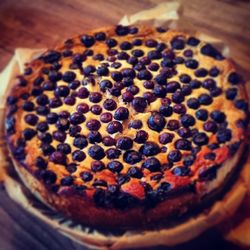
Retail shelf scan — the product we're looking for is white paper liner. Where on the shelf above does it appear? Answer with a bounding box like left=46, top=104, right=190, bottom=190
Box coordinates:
left=0, top=1, right=249, bottom=249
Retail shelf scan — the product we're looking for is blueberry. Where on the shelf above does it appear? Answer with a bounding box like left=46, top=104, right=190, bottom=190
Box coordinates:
left=145, top=39, right=158, bottom=47
left=175, top=139, right=192, bottom=150
left=56, top=118, right=70, bottom=131
left=183, top=49, right=193, bottom=57
left=80, top=171, right=93, bottom=182
left=49, top=98, right=63, bottom=108
left=36, top=121, right=49, bottom=132
left=147, top=50, right=162, bottom=60
left=93, top=54, right=104, bottom=61
left=90, top=105, right=102, bottom=115
left=204, top=152, right=216, bottom=160
left=116, top=137, right=133, bottom=150
left=36, top=94, right=49, bottom=106
left=217, top=128, right=232, bottom=143
left=140, top=142, right=160, bottom=156
left=181, top=85, right=192, bottom=96
left=195, top=68, right=208, bottom=78
left=24, top=114, right=38, bottom=126
left=185, top=59, right=199, bottom=69
left=77, top=87, right=89, bottom=99
left=210, top=110, right=226, bottom=123
left=41, top=142, right=55, bottom=155
left=235, top=99, right=249, bottom=112
left=142, top=157, right=161, bottom=172
left=132, top=97, right=147, bottom=112
left=147, top=112, right=166, bottom=132
left=102, top=138, right=117, bottom=149
left=173, top=104, right=186, bottom=114
left=94, top=31, right=106, bottom=41
left=73, top=135, right=88, bottom=149
left=62, top=71, right=76, bottom=82
left=107, top=161, right=123, bottom=173
left=179, top=74, right=191, bottom=83
left=70, top=112, right=85, bottom=125
left=76, top=103, right=89, bottom=114
left=190, top=80, right=202, bottom=89
left=43, top=50, right=61, bottom=64
left=111, top=107, right=128, bottom=121
left=172, top=91, right=184, bottom=104
left=91, top=161, right=105, bottom=172
left=64, top=95, right=75, bottom=105
left=228, top=72, right=241, bottom=85
left=187, top=37, right=200, bottom=46
left=183, top=155, right=195, bottom=166
left=122, top=91, right=133, bottom=102
left=137, top=70, right=152, bottom=80
left=106, top=148, right=121, bottom=159
left=154, top=73, right=167, bottom=85
left=68, top=80, right=80, bottom=90
left=53, top=130, right=66, bottom=142
left=72, top=150, right=86, bottom=162
left=22, top=101, right=35, bottom=111
left=99, top=112, right=112, bottom=123
left=36, top=156, right=48, bottom=169
left=226, top=88, right=237, bottom=100
left=168, top=150, right=182, bottom=162
left=123, top=150, right=142, bottom=164
left=87, top=131, right=102, bottom=144
left=193, top=132, right=208, bottom=146
left=81, top=35, right=95, bottom=47
left=187, top=98, right=200, bottom=109
left=127, top=167, right=143, bottom=178
left=106, top=38, right=117, bottom=48
left=115, top=25, right=129, bottom=36
left=103, top=99, right=117, bottom=111
left=198, top=94, right=213, bottom=105
left=180, top=114, right=195, bottom=127
left=55, top=86, right=70, bottom=98
left=202, top=79, right=216, bottom=90
left=209, top=67, right=220, bottom=77
left=134, top=130, right=148, bottom=143
left=57, top=143, right=71, bottom=154
left=41, top=170, right=57, bottom=185
left=171, top=37, right=185, bottom=50
left=50, top=151, right=66, bottom=165
left=148, top=63, right=159, bottom=72
left=177, top=127, right=191, bottom=138
left=172, top=166, right=190, bottom=176
left=86, top=119, right=101, bottom=131
left=167, top=119, right=180, bottom=131
left=61, top=176, right=74, bottom=186
left=126, top=85, right=139, bottom=95
left=96, top=66, right=109, bottom=76
left=200, top=44, right=224, bottom=60
left=166, top=81, right=180, bottom=93
left=159, top=132, right=174, bottom=144
left=173, top=57, right=184, bottom=64
left=89, top=92, right=102, bottom=103
left=195, top=109, right=208, bottom=121
left=48, top=71, right=62, bottom=82
left=107, top=121, right=123, bottom=134
left=129, top=120, right=142, bottom=129
left=210, top=87, right=222, bottom=97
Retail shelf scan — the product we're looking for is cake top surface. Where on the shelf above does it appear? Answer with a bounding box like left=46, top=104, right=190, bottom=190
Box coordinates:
left=5, top=25, right=248, bottom=209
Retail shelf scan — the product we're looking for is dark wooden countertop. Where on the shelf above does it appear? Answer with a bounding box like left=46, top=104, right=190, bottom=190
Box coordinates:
left=0, top=0, right=249, bottom=249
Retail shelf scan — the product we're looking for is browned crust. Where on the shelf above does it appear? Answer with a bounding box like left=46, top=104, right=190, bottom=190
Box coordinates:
left=4, top=25, right=249, bottom=229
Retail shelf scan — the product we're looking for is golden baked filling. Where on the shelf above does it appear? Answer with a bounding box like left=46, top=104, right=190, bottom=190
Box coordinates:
left=5, top=25, right=248, bottom=227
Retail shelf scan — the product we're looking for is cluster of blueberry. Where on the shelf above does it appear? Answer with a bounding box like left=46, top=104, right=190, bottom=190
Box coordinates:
left=5, top=24, right=249, bottom=208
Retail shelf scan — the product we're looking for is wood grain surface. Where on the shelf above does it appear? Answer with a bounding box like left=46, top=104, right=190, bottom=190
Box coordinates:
left=0, top=0, right=250, bottom=249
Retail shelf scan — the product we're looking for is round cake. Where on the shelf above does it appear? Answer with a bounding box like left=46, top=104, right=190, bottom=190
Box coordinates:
left=5, top=25, right=249, bottom=230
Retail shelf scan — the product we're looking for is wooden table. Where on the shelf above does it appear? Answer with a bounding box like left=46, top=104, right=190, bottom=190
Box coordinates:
left=0, top=0, right=249, bottom=249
